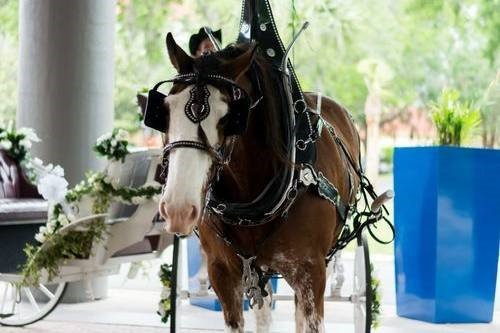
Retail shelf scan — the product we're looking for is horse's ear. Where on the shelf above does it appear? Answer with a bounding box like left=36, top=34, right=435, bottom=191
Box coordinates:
left=222, top=43, right=258, bottom=81
left=166, top=32, right=193, bottom=73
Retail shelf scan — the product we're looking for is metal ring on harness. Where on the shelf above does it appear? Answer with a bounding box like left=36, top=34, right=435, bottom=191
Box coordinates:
left=296, top=139, right=308, bottom=151
left=293, top=99, right=307, bottom=113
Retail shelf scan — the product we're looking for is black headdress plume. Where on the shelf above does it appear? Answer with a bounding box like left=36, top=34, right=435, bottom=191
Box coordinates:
left=237, top=0, right=304, bottom=103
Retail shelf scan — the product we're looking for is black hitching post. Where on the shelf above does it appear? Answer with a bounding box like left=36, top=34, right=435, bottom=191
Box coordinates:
left=170, top=234, right=180, bottom=333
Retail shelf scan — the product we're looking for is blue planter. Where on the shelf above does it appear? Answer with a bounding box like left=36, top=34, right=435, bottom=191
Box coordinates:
left=394, top=146, right=500, bottom=323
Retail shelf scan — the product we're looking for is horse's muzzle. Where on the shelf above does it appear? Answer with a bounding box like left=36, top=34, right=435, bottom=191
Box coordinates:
left=159, top=201, right=198, bottom=235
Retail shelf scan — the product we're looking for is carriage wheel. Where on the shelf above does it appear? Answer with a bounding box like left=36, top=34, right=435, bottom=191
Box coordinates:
left=0, top=280, right=67, bottom=327
left=352, top=234, right=372, bottom=333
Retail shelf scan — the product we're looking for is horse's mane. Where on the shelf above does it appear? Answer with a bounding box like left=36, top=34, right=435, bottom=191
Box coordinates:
left=193, top=43, right=288, bottom=171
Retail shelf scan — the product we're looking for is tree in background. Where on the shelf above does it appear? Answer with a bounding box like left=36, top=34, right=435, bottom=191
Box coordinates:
left=0, top=0, right=498, bottom=153
left=480, top=73, right=500, bottom=147
left=357, top=59, right=393, bottom=181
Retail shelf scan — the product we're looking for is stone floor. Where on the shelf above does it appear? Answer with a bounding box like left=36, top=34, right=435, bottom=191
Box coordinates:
left=1, top=252, right=498, bottom=332
left=2, top=305, right=499, bottom=333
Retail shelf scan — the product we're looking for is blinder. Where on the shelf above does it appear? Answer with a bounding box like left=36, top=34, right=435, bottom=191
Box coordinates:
left=144, top=80, right=170, bottom=133
left=143, top=74, right=253, bottom=137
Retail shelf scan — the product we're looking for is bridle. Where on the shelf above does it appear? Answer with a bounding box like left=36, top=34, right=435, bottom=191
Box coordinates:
left=159, top=132, right=225, bottom=184
left=144, top=67, right=263, bottom=184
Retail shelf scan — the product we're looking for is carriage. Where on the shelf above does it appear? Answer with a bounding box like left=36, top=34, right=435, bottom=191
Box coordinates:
left=0, top=148, right=173, bottom=327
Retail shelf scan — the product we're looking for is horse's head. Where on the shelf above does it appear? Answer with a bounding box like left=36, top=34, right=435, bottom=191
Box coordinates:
left=158, top=33, right=257, bottom=235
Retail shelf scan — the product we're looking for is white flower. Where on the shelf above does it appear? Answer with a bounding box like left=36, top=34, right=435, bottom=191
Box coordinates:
left=32, top=157, right=44, bottom=168
left=20, top=138, right=32, bottom=149
left=131, top=197, right=143, bottom=205
left=18, top=127, right=41, bottom=142
left=34, top=232, right=46, bottom=243
left=110, top=138, right=117, bottom=147
left=37, top=174, right=69, bottom=203
left=157, top=304, right=166, bottom=317
left=46, top=222, right=56, bottom=234
left=0, top=140, right=12, bottom=150
left=58, top=214, right=70, bottom=226
left=96, top=134, right=109, bottom=144
left=160, top=288, right=170, bottom=299
left=116, top=129, right=129, bottom=140
left=88, top=173, right=99, bottom=184
left=104, top=175, right=119, bottom=188
left=38, top=226, right=47, bottom=235
left=93, top=181, right=103, bottom=191
left=51, top=165, right=65, bottom=177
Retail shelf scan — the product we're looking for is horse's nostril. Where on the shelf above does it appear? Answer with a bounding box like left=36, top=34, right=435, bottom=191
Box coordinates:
left=189, top=205, right=198, bottom=221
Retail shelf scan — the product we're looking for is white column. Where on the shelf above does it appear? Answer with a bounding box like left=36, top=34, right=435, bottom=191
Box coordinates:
left=17, top=0, right=116, bottom=185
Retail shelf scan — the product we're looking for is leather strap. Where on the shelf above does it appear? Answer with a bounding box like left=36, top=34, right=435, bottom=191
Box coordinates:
left=316, top=172, right=349, bottom=221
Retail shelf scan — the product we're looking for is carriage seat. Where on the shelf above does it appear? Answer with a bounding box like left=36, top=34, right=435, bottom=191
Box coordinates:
left=0, top=150, right=47, bottom=223
left=0, top=150, right=47, bottom=272
left=0, top=199, right=48, bottom=222
left=106, top=148, right=167, bottom=258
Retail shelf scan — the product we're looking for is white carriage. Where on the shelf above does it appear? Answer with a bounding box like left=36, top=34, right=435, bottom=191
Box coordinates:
left=0, top=148, right=173, bottom=327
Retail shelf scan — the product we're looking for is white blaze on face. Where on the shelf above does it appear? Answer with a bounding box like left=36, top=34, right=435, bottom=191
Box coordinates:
left=160, top=85, right=228, bottom=235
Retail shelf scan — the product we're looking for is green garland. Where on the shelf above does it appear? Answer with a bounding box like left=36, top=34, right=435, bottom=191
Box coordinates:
left=20, top=172, right=162, bottom=286
left=371, top=264, right=381, bottom=328
left=21, top=214, right=107, bottom=286
left=20, top=128, right=162, bottom=287
left=157, top=264, right=173, bottom=323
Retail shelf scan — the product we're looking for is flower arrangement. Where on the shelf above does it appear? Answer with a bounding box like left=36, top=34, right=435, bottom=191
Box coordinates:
left=157, top=264, right=173, bottom=323
left=93, top=128, right=130, bottom=162
left=0, top=121, right=40, bottom=169
left=19, top=128, right=162, bottom=286
left=31, top=158, right=69, bottom=205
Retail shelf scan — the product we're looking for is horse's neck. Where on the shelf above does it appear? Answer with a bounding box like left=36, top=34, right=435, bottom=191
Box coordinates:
left=220, top=110, right=279, bottom=202
left=221, top=139, right=273, bottom=202
left=218, top=64, right=285, bottom=202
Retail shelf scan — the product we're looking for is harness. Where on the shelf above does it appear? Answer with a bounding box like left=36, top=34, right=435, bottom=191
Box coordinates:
left=143, top=0, right=394, bottom=309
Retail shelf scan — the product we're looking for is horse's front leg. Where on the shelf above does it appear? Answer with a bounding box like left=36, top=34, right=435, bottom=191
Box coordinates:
left=284, top=258, right=326, bottom=333
left=208, top=260, right=245, bottom=333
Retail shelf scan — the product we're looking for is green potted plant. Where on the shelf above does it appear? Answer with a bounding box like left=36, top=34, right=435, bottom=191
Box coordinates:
left=393, top=88, right=500, bottom=323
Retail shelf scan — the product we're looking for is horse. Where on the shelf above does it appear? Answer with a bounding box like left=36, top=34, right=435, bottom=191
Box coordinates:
left=158, top=33, right=361, bottom=333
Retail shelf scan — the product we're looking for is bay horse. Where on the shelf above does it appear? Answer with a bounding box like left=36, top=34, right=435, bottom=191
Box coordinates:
left=158, top=33, right=361, bottom=333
